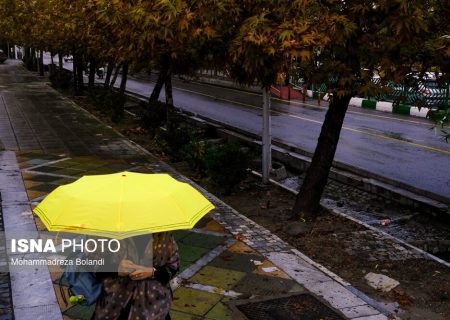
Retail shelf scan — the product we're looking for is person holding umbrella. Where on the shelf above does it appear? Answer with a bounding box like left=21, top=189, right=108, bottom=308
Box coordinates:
left=94, top=232, right=179, bottom=320
left=34, top=172, right=215, bottom=320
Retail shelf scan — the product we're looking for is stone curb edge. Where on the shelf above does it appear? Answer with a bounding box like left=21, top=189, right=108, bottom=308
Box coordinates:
left=0, top=151, right=63, bottom=320
left=348, top=97, right=430, bottom=118
left=306, top=90, right=432, bottom=118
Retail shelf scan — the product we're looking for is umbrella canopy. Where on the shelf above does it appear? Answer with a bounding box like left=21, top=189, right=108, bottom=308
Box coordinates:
left=33, top=172, right=215, bottom=239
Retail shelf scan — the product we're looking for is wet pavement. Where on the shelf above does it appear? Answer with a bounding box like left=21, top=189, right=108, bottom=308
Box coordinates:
left=2, top=60, right=446, bottom=319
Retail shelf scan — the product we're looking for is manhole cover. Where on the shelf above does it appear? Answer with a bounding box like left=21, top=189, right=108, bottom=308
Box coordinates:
left=230, top=293, right=345, bottom=320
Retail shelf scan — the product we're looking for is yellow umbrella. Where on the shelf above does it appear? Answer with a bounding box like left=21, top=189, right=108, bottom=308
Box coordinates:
left=33, top=172, right=215, bottom=239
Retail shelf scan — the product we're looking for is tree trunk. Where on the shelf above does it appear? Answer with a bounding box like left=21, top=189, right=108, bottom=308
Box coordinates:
left=58, top=54, right=63, bottom=76
left=119, top=62, right=129, bottom=94
left=292, top=93, right=352, bottom=220
left=149, top=55, right=170, bottom=102
left=109, top=63, right=121, bottom=88
left=73, top=53, right=84, bottom=95
left=164, top=70, right=174, bottom=123
left=262, top=86, right=272, bottom=183
left=24, top=47, right=30, bottom=61
left=73, top=54, right=78, bottom=92
left=76, top=56, right=84, bottom=93
left=164, top=70, right=173, bottom=106
left=88, top=57, right=97, bottom=89
left=104, top=63, right=114, bottom=88
left=149, top=69, right=167, bottom=102
left=30, top=48, right=36, bottom=71
left=39, top=50, right=44, bottom=76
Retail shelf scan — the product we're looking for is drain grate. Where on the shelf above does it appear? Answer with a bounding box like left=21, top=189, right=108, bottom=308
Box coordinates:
left=232, top=293, right=345, bottom=320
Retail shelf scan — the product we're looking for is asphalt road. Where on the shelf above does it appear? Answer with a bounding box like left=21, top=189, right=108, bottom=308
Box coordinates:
left=47, top=56, right=450, bottom=201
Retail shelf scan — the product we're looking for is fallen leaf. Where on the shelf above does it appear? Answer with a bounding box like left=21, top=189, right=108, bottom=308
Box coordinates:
left=234, top=233, right=246, bottom=241
left=213, top=287, right=224, bottom=294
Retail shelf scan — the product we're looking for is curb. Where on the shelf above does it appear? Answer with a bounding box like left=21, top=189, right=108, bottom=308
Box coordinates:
left=349, top=97, right=430, bottom=118
left=306, top=90, right=432, bottom=119
left=0, top=151, right=63, bottom=320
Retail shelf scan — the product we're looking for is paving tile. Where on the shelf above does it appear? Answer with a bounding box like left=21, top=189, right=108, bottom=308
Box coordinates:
left=192, top=215, right=213, bottom=229
left=180, top=260, right=193, bottom=273
left=28, top=184, right=58, bottom=193
left=352, top=314, right=388, bottom=320
left=131, top=167, right=154, bottom=174
left=208, top=251, right=263, bottom=273
left=235, top=272, right=305, bottom=297
left=0, top=173, right=25, bottom=185
left=189, top=266, right=246, bottom=291
left=204, top=220, right=226, bottom=233
left=204, top=297, right=233, bottom=320
left=82, top=167, right=120, bottom=175
left=179, top=232, right=226, bottom=250
left=69, top=156, right=100, bottom=163
left=1, top=204, right=36, bottom=232
left=23, top=180, right=43, bottom=189
left=22, top=153, right=59, bottom=161
left=172, top=287, right=221, bottom=316
left=9, top=266, right=59, bottom=309
left=266, top=252, right=332, bottom=285
left=26, top=190, right=47, bottom=201
left=173, top=230, right=193, bottom=242
left=103, top=163, right=132, bottom=171
left=50, top=168, right=86, bottom=176
left=169, top=310, right=202, bottom=320
left=22, top=159, right=50, bottom=166
left=227, top=242, right=258, bottom=255
left=33, top=166, right=63, bottom=173
left=28, top=175, right=62, bottom=183
left=304, top=281, right=367, bottom=310
left=252, top=259, right=291, bottom=279
left=13, top=304, right=63, bottom=320
left=49, top=178, right=76, bottom=186
left=340, top=304, right=380, bottom=319
left=178, top=244, right=211, bottom=263
left=50, top=160, right=82, bottom=168
left=1, top=191, right=29, bottom=204
left=69, top=163, right=106, bottom=170
left=20, top=172, right=36, bottom=179
left=18, top=162, right=35, bottom=169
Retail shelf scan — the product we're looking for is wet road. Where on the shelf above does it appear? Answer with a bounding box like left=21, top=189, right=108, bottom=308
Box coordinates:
left=54, top=58, right=450, bottom=201
left=124, top=75, right=450, bottom=201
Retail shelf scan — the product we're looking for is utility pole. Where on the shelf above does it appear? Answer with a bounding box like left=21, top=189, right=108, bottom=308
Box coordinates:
left=262, top=86, right=272, bottom=183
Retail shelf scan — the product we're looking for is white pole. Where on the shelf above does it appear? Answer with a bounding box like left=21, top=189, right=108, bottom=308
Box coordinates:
left=262, top=86, right=272, bottom=183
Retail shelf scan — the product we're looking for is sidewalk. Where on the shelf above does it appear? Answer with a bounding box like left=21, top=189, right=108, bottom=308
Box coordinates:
left=0, top=61, right=392, bottom=320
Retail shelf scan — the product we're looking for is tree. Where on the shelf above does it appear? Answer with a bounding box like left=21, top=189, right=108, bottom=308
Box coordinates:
left=291, top=0, right=448, bottom=219
left=227, top=0, right=326, bottom=182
